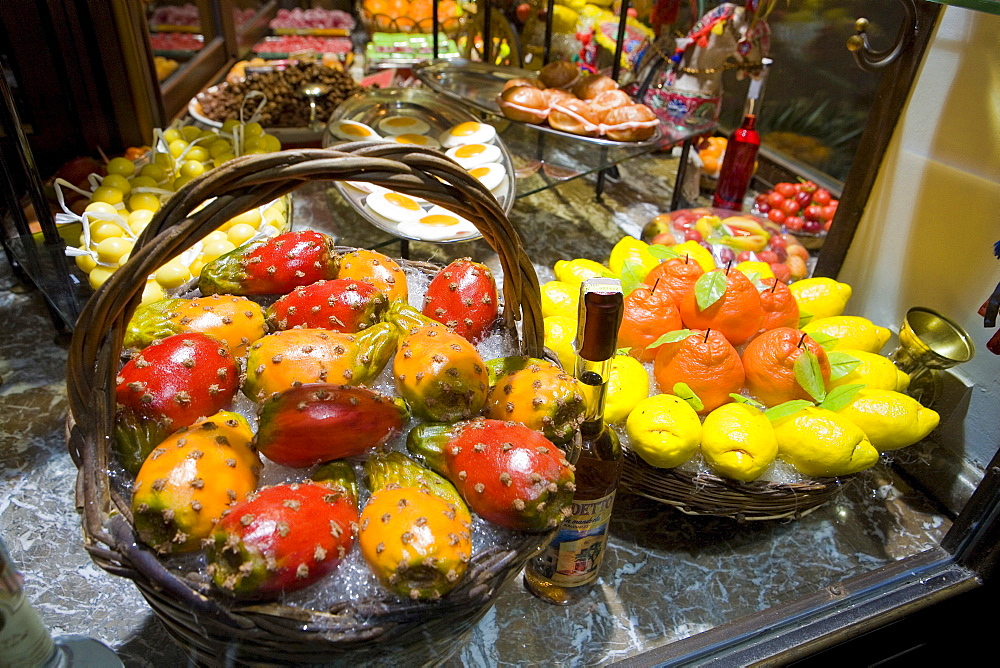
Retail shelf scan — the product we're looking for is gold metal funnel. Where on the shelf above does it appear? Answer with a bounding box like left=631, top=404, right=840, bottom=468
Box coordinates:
left=890, top=307, right=975, bottom=405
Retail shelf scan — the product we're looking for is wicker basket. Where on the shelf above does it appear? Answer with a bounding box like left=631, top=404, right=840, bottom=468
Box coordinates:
left=65, top=144, right=551, bottom=665
left=620, top=450, right=857, bottom=522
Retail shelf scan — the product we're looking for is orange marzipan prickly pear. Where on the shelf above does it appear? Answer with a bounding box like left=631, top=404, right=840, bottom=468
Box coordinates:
left=359, top=451, right=473, bottom=600
left=337, top=248, right=409, bottom=303
left=242, top=323, right=397, bottom=401
left=123, top=294, right=267, bottom=356
left=485, top=359, right=584, bottom=444
left=206, top=462, right=358, bottom=600
left=131, top=411, right=261, bottom=555
left=393, top=324, right=489, bottom=422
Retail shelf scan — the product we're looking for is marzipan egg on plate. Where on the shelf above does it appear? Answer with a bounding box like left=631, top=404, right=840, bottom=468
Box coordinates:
left=467, top=162, right=508, bottom=192
left=329, top=120, right=382, bottom=141
left=445, top=143, right=502, bottom=169
left=438, top=121, right=497, bottom=148
left=397, top=205, right=479, bottom=241
left=378, top=116, right=431, bottom=136
left=364, top=191, right=425, bottom=223
left=390, top=133, right=442, bottom=149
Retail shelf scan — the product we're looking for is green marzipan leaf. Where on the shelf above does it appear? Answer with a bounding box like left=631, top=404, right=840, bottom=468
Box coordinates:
left=765, top=399, right=814, bottom=422
left=827, top=351, right=861, bottom=380
left=798, top=310, right=814, bottom=327
left=793, top=349, right=827, bottom=403
left=808, top=331, right=840, bottom=350
left=647, top=245, right=681, bottom=260
left=820, top=384, right=866, bottom=412
left=616, top=347, right=632, bottom=356
left=730, top=393, right=766, bottom=411
left=673, top=382, right=704, bottom=412
left=695, top=270, right=727, bottom=311
left=619, top=259, right=646, bottom=296
left=648, top=329, right=693, bottom=349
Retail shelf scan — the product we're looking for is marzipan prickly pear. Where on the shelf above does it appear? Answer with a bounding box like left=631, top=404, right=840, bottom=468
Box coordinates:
left=132, top=411, right=261, bottom=554
left=199, top=230, right=339, bottom=295
left=485, top=359, right=584, bottom=444
left=255, top=383, right=408, bottom=467
left=407, top=418, right=576, bottom=532
left=243, top=323, right=397, bottom=401
left=337, top=248, right=408, bottom=303
left=266, top=278, right=389, bottom=333
left=393, top=325, right=488, bottom=422
left=359, top=451, right=472, bottom=600
left=115, top=331, right=240, bottom=474
left=123, top=295, right=267, bottom=357
left=422, top=258, right=499, bottom=343
left=206, top=462, right=358, bottom=599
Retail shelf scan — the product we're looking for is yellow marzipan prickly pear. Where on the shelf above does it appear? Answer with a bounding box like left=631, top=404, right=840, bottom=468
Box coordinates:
left=485, top=359, right=584, bottom=444
left=393, top=324, right=488, bottom=422
left=131, top=411, right=261, bottom=554
left=358, top=452, right=472, bottom=600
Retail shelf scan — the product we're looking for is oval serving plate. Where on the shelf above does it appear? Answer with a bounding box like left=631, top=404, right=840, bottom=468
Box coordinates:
left=188, top=85, right=325, bottom=145
left=414, top=59, right=663, bottom=148
left=323, top=87, right=517, bottom=244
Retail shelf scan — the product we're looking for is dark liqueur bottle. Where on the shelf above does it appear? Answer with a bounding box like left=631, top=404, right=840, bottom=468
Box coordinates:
left=523, top=277, right=625, bottom=605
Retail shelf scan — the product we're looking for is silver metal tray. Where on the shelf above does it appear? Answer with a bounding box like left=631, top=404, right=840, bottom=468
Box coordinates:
left=324, top=87, right=517, bottom=243
left=414, top=59, right=663, bottom=148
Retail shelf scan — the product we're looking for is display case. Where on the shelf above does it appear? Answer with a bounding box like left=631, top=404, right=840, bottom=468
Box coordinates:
left=1, top=1, right=999, bottom=664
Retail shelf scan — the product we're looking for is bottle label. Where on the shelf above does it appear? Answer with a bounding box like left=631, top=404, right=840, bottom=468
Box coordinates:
left=534, top=491, right=617, bottom=588
left=0, top=593, right=56, bottom=667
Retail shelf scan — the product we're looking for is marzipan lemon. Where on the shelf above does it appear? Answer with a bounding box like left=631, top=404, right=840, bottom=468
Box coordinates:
left=540, top=281, right=579, bottom=320
left=543, top=315, right=577, bottom=372
left=788, top=277, right=852, bottom=323
left=554, top=258, right=616, bottom=286
left=828, top=350, right=910, bottom=392
left=833, top=388, right=940, bottom=451
left=802, top=315, right=892, bottom=353
left=733, top=260, right=775, bottom=282
left=669, top=240, right=716, bottom=272
left=608, top=236, right=661, bottom=280
left=604, top=355, right=650, bottom=424
left=772, top=406, right=879, bottom=477
left=701, top=403, right=778, bottom=481
left=626, top=394, right=702, bottom=468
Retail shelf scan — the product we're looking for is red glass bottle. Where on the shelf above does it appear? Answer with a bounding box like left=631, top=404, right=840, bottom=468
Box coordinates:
left=712, top=58, right=772, bottom=211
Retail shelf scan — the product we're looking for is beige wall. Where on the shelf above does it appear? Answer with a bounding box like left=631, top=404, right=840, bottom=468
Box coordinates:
left=838, top=6, right=1000, bottom=468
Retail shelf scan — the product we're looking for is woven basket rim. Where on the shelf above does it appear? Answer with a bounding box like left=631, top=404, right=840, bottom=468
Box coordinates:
left=64, top=145, right=552, bottom=660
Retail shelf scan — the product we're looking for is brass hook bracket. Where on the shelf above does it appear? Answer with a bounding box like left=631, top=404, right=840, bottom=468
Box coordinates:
left=846, top=0, right=918, bottom=72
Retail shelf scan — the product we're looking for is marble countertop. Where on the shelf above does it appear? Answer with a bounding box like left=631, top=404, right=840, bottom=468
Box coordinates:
left=0, top=158, right=952, bottom=666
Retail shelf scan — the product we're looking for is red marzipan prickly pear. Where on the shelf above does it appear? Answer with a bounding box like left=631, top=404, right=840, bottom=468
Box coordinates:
left=255, top=383, right=408, bottom=467
left=407, top=418, right=576, bottom=532
left=207, top=462, right=358, bottom=599
left=266, top=278, right=389, bottom=333
left=199, top=230, right=339, bottom=296
left=115, top=332, right=240, bottom=474
left=359, top=452, right=472, bottom=600
left=422, top=258, right=499, bottom=343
